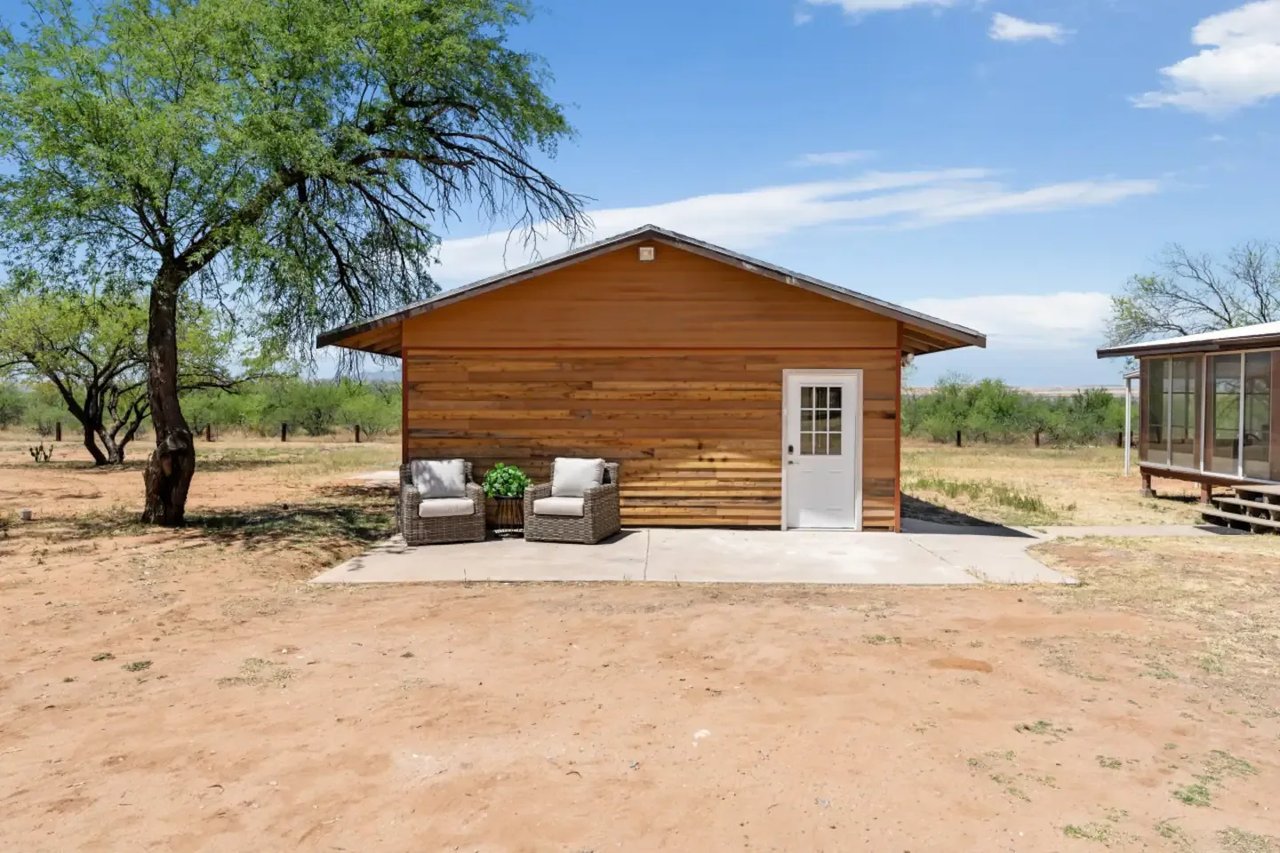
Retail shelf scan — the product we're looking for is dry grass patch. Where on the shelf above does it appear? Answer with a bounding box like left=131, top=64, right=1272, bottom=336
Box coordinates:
left=217, top=657, right=295, bottom=688
left=903, top=441, right=1203, bottom=526
left=1033, top=535, right=1280, bottom=710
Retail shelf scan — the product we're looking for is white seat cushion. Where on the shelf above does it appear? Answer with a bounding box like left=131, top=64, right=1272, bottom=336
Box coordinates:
left=417, top=497, right=475, bottom=518
left=411, top=459, right=466, bottom=498
left=551, top=457, right=604, bottom=498
left=533, top=496, right=585, bottom=517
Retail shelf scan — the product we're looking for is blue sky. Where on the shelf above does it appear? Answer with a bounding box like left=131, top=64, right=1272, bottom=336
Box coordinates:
left=425, top=0, right=1280, bottom=387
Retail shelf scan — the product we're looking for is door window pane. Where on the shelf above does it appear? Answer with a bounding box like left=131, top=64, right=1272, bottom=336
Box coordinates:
left=1244, top=353, right=1271, bottom=478
left=1144, top=359, right=1168, bottom=464
left=1210, top=355, right=1242, bottom=475
left=797, top=384, right=845, bottom=456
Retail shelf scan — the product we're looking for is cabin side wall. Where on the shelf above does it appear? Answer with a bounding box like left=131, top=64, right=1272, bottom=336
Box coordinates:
left=400, top=245, right=903, bottom=529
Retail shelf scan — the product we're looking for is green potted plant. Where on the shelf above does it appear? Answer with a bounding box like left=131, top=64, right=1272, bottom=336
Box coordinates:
left=482, top=462, right=531, bottom=534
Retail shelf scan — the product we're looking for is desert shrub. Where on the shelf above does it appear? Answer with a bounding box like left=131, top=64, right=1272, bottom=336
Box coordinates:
left=1047, top=388, right=1125, bottom=446
left=180, top=377, right=401, bottom=437
left=905, top=376, right=1125, bottom=447
left=22, top=383, right=68, bottom=436
left=0, top=383, right=24, bottom=427
left=183, top=388, right=251, bottom=433
left=337, top=383, right=400, bottom=436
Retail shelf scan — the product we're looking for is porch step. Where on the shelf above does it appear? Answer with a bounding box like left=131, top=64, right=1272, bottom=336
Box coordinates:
left=1213, top=495, right=1280, bottom=514
left=1235, top=485, right=1280, bottom=502
left=1201, top=502, right=1280, bottom=534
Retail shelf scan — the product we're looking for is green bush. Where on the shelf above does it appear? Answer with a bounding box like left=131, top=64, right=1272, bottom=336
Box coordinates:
left=904, top=375, right=1125, bottom=447
left=180, top=378, right=401, bottom=437
left=22, top=383, right=67, bottom=436
left=482, top=462, right=530, bottom=498
left=0, top=383, right=23, bottom=427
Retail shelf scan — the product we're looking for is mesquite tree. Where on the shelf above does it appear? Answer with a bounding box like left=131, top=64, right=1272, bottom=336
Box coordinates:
left=0, top=0, right=585, bottom=523
left=0, top=278, right=244, bottom=464
left=1108, top=241, right=1280, bottom=345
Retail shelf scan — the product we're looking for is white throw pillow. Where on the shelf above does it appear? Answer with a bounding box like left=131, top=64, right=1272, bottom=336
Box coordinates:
left=411, top=459, right=466, bottom=499
left=551, top=457, right=605, bottom=498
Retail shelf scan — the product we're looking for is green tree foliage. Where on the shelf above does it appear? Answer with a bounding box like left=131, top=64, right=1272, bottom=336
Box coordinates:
left=904, top=376, right=1126, bottom=447
left=1048, top=388, right=1125, bottom=445
left=0, top=277, right=246, bottom=463
left=0, top=382, right=22, bottom=428
left=20, top=383, right=66, bottom=436
left=1108, top=242, right=1280, bottom=345
left=335, top=381, right=401, bottom=437
left=0, top=0, right=584, bottom=523
left=183, top=378, right=401, bottom=438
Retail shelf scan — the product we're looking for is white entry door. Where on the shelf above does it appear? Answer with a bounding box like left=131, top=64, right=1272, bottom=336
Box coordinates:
left=784, top=371, right=861, bottom=530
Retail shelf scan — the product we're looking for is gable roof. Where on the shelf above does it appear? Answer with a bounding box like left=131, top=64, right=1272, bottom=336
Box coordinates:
left=1097, top=321, right=1280, bottom=359
left=317, top=224, right=987, bottom=356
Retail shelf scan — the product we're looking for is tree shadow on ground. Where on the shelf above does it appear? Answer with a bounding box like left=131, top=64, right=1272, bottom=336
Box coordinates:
left=900, top=493, right=1032, bottom=537
left=0, top=459, right=147, bottom=474
left=58, top=486, right=395, bottom=550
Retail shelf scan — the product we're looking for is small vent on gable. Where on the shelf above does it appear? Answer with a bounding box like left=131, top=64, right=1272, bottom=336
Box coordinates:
left=638, top=246, right=656, bottom=262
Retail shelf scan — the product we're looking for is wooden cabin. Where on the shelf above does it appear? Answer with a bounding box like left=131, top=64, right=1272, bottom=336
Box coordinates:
left=320, top=225, right=985, bottom=531
left=1098, top=323, right=1280, bottom=530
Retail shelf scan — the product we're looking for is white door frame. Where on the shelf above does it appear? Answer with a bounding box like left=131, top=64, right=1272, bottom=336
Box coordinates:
left=781, top=369, right=864, bottom=531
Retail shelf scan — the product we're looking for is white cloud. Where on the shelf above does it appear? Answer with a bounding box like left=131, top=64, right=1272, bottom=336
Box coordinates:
left=791, top=149, right=875, bottom=167
left=916, top=178, right=1160, bottom=222
left=905, top=292, right=1113, bottom=350
left=802, top=0, right=957, bottom=18
left=433, top=170, right=1159, bottom=285
left=1134, top=0, right=1280, bottom=115
left=988, top=12, right=1071, bottom=43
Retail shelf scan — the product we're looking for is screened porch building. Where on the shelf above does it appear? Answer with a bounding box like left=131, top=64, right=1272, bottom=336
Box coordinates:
left=1098, top=322, right=1280, bottom=504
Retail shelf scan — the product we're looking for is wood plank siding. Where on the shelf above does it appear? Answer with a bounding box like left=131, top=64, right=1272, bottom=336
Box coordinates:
left=401, top=243, right=904, bottom=529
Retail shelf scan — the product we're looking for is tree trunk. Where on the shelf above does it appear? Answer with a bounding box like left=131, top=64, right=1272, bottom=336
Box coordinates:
left=82, top=420, right=109, bottom=466
left=99, top=429, right=124, bottom=465
left=141, top=273, right=195, bottom=525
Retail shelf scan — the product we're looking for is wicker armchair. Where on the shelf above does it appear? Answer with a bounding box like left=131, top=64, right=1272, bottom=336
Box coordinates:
left=399, top=461, right=486, bottom=545
left=524, top=462, right=620, bottom=544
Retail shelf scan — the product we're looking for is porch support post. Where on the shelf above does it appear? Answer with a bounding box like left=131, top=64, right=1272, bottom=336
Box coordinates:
left=1199, top=482, right=1213, bottom=504
left=1123, top=374, right=1133, bottom=477
left=1140, top=471, right=1154, bottom=498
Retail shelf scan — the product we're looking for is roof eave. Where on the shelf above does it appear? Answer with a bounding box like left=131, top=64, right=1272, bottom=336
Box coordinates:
left=1098, top=334, right=1280, bottom=359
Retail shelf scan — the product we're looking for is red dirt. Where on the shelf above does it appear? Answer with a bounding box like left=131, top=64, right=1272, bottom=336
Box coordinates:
left=1, top=439, right=1278, bottom=850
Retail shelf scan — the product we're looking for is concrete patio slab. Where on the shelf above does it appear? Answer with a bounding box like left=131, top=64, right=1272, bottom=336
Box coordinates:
left=311, top=526, right=1078, bottom=586
left=642, top=529, right=977, bottom=585
left=317, top=531, right=649, bottom=583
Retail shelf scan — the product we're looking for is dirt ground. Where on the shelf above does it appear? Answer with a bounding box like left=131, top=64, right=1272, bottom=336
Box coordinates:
left=2, top=434, right=1278, bottom=851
